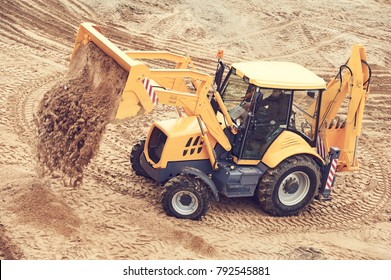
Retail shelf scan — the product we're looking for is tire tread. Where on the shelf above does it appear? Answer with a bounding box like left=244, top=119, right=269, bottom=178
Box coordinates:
left=256, top=155, right=321, bottom=216
left=162, top=174, right=210, bottom=220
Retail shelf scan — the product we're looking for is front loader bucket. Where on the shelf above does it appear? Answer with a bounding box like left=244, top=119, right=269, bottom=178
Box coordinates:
left=72, top=22, right=155, bottom=119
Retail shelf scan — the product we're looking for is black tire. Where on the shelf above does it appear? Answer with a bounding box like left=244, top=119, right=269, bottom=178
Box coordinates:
left=256, top=155, right=320, bottom=216
left=162, top=174, right=210, bottom=220
left=130, top=139, right=151, bottom=179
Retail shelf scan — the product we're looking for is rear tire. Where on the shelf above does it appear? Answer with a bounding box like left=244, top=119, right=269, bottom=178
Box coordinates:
left=162, top=174, right=210, bottom=220
left=130, top=139, right=151, bottom=179
left=256, top=155, right=320, bottom=216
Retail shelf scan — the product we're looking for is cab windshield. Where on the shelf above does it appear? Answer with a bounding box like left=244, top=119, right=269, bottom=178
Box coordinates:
left=221, top=72, right=251, bottom=111
left=220, top=73, right=257, bottom=126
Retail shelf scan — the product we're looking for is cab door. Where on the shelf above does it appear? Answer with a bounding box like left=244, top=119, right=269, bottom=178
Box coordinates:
left=232, top=89, right=292, bottom=161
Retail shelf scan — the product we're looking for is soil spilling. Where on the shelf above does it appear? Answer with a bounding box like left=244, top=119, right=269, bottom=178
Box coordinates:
left=36, top=42, right=128, bottom=187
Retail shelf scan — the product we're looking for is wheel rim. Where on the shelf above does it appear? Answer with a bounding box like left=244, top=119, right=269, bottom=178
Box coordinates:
left=278, top=171, right=310, bottom=206
left=172, top=191, right=199, bottom=215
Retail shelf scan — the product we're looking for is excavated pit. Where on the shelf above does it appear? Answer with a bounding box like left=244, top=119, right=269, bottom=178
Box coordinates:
left=36, top=42, right=129, bottom=187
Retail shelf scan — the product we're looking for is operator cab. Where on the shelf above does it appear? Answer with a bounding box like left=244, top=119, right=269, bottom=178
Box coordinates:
left=216, top=61, right=326, bottom=162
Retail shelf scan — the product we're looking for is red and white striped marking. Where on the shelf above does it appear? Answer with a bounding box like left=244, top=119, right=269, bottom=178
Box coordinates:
left=142, top=78, right=158, bottom=105
left=326, top=158, right=338, bottom=189
left=316, top=134, right=326, bottom=159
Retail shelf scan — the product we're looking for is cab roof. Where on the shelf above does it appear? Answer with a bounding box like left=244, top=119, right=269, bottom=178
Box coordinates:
left=231, top=61, right=326, bottom=90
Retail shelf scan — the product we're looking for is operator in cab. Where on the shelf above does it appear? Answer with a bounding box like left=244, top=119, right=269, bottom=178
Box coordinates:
left=256, top=89, right=290, bottom=126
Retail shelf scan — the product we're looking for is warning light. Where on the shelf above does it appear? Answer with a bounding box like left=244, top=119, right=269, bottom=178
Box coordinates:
left=216, top=49, right=224, bottom=59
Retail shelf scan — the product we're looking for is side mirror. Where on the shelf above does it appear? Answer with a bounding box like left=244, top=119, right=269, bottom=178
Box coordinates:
left=214, top=61, right=225, bottom=92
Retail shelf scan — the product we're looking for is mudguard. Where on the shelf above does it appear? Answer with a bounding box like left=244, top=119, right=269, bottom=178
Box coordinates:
left=181, top=166, right=220, bottom=202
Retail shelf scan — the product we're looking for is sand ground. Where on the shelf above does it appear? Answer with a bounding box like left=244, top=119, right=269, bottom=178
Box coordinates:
left=0, top=0, right=391, bottom=260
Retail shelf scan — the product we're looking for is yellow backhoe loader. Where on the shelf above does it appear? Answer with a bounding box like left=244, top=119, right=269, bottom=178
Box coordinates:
left=72, top=23, right=371, bottom=219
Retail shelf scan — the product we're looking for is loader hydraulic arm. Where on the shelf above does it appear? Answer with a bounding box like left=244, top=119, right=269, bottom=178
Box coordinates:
left=317, top=44, right=371, bottom=171
left=71, top=22, right=233, bottom=157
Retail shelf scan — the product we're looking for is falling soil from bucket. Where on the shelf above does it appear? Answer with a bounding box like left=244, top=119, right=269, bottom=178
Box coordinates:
left=36, top=42, right=128, bottom=187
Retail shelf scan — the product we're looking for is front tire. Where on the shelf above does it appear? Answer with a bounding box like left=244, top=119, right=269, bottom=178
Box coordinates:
left=256, top=155, right=320, bottom=216
left=130, top=139, right=151, bottom=179
left=162, top=174, right=210, bottom=220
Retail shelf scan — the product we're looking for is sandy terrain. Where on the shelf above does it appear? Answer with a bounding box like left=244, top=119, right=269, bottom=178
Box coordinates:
left=1, top=0, right=391, bottom=260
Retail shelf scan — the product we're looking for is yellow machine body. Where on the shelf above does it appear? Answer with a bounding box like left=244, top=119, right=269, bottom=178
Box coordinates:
left=144, top=117, right=217, bottom=169
left=71, top=22, right=370, bottom=176
left=262, top=131, right=324, bottom=168
left=68, top=22, right=372, bottom=219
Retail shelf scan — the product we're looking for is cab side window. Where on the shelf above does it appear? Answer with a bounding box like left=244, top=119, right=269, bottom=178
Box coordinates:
left=288, top=90, right=320, bottom=140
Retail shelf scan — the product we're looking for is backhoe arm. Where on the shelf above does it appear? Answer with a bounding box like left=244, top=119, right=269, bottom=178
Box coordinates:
left=317, top=44, right=371, bottom=171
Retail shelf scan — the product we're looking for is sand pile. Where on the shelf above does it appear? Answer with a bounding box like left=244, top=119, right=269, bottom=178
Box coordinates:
left=36, top=42, right=129, bottom=187
left=12, top=179, right=81, bottom=236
